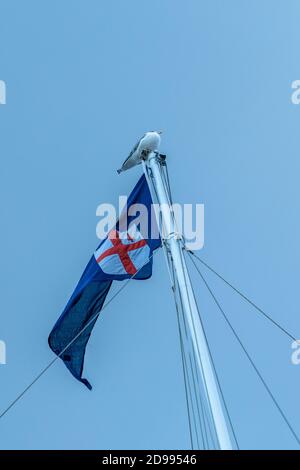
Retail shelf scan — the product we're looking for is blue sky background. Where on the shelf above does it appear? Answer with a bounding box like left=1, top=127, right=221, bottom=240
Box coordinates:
left=1, top=0, right=300, bottom=450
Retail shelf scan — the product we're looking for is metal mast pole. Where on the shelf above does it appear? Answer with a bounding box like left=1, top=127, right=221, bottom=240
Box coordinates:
left=143, top=152, right=234, bottom=450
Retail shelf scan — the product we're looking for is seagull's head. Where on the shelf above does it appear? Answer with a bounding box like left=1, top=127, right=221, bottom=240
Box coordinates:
left=149, top=130, right=162, bottom=134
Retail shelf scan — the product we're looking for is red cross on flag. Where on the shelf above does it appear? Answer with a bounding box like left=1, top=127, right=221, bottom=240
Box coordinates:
left=94, top=225, right=150, bottom=276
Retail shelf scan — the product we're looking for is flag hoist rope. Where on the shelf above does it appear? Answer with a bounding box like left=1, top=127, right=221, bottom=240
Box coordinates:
left=143, top=152, right=235, bottom=450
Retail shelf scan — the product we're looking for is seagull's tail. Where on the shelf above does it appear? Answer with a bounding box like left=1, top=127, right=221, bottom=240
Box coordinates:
left=117, top=168, right=123, bottom=175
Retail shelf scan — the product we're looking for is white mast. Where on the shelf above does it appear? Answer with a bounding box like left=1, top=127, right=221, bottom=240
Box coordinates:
left=143, top=151, right=234, bottom=450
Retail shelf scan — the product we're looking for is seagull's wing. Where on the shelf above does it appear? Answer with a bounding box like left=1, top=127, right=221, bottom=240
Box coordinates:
left=122, top=134, right=146, bottom=164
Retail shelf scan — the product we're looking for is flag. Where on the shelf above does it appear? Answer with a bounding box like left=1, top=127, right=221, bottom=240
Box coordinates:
left=48, top=175, right=160, bottom=389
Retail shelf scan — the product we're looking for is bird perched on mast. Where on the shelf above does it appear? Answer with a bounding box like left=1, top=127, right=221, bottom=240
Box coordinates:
left=117, top=131, right=162, bottom=174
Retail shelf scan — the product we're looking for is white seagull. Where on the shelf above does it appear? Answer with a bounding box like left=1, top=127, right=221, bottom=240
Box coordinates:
left=117, top=131, right=162, bottom=174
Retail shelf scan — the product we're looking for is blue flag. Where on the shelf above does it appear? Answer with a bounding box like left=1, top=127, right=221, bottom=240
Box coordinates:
left=48, top=175, right=160, bottom=389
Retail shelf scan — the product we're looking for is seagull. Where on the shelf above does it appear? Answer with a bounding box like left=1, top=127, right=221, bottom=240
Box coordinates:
left=117, top=131, right=162, bottom=174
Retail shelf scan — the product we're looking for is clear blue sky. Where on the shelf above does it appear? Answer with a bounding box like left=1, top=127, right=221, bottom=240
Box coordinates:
left=0, top=0, right=300, bottom=450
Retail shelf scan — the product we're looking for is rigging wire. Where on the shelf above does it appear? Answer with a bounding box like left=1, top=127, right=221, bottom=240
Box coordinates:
left=175, top=253, right=220, bottom=449
left=179, top=245, right=240, bottom=449
left=154, top=174, right=210, bottom=447
left=160, top=240, right=196, bottom=449
left=180, top=316, right=201, bottom=449
left=157, top=158, right=234, bottom=449
left=163, top=162, right=173, bottom=205
left=180, top=248, right=239, bottom=449
left=143, top=162, right=197, bottom=449
left=160, top=160, right=221, bottom=448
left=172, top=260, right=206, bottom=449
left=146, top=157, right=237, bottom=448
left=161, top=162, right=173, bottom=205
left=187, top=252, right=300, bottom=447
left=0, top=251, right=158, bottom=421
left=175, top=303, right=196, bottom=450
left=188, top=252, right=296, bottom=342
